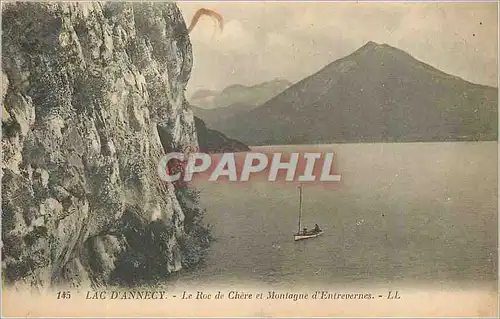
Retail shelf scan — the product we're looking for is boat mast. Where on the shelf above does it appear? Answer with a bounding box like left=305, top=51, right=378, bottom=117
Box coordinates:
left=298, top=184, right=303, bottom=233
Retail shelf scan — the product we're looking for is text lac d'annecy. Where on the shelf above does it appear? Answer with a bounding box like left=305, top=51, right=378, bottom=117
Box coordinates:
left=157, top=152, right=341, bottom=182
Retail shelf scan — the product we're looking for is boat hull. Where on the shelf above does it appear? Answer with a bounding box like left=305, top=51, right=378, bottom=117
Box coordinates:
left=294, top=231, right=323, bottom=241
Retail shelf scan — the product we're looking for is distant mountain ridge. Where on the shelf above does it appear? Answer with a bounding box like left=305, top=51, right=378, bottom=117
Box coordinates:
left=190, top=78, right=292, bottom=114
left=191, top=89, right=218, bottom=100
left=214, top=41, right=497, bottom=145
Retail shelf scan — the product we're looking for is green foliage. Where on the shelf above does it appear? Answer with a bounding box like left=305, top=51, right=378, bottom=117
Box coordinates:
left=109, top=186, right=213, bottom=287
left=110, top=212, right=174, bottom=287
left=2, top=119, right=21, bottom=138
left=174, top=185, right=213, bottom=269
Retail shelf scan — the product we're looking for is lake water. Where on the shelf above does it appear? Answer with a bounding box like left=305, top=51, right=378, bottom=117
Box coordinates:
left=173, top=142, right=497, bottom=290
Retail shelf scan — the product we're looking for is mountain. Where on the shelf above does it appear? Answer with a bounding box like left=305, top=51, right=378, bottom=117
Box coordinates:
left=192, top=102, right=253, bottom=128
left=216, top=41, right=498, bottom=145
left=190, top=78, right=292, bottom=113
left=194, top=116, right=250, bottom=153
left=191, top=89, right=218, bottom=100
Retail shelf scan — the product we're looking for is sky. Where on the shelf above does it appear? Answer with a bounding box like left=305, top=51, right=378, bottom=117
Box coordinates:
left=177, top=1, right=498, bottom=98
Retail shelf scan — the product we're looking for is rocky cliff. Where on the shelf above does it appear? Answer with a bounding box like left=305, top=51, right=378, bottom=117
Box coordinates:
left=2, top=2, right=208, bottom=288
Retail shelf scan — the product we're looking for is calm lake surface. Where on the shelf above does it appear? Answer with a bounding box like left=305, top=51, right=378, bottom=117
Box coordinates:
left=175, top=142, right=497, bottom=289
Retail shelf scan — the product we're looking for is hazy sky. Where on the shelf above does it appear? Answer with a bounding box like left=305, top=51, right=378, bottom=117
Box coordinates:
left=177, top=2, right=498, bottom=97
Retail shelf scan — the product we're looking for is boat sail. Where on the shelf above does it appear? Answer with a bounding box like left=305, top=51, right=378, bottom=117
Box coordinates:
left=294, top=184, right=323, bottom=241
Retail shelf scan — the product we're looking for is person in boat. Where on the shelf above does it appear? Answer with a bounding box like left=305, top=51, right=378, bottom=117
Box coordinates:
left=314, top=224, right=321, bottom=232
left=303, top=227, right=308, bottom=235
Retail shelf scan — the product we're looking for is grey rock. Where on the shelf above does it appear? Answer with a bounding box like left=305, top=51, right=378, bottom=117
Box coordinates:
left=2, top=2, right=201, bottom=288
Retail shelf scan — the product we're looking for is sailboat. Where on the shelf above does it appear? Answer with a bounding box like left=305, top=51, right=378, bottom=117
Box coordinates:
left=294, top=184, right=323, bottom=241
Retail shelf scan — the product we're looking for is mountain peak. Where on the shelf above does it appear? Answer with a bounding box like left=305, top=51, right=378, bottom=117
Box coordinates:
left=364, top=40, right=380, bottom=47
left=357, top=41, right=393, bottom=52
left=346, top=41, right=424, bottom=66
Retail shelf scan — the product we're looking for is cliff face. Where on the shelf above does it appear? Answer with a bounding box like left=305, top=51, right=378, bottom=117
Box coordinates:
left=2, top=2, right=201, bottom=287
